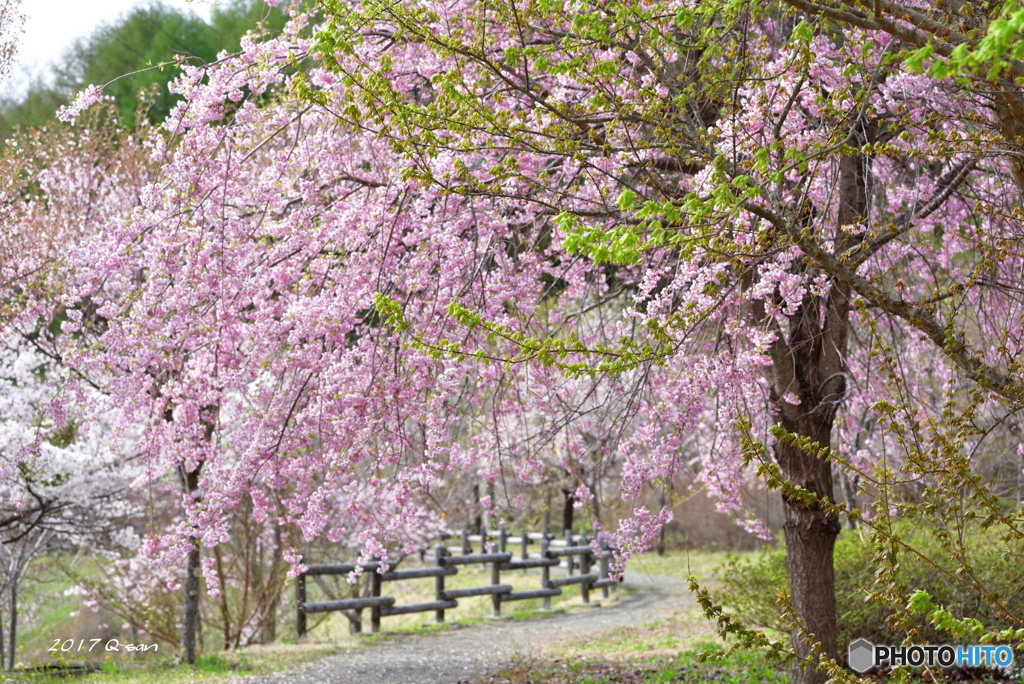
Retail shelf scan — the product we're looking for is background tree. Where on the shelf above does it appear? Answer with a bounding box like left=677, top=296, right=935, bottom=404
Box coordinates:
left=0, top=0, right=287, bottom=141
left=0, top=97, right=155, bottom=668
left=0, top=0, right=18, bottom=85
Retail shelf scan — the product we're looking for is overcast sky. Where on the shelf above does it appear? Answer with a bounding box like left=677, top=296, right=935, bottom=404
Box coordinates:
left=6, top=0, right=217, bottom=93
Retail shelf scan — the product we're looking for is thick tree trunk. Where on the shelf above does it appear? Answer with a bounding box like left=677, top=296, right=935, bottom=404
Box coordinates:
left=768, top=332, right=845, bottom=684
left=774, top=418, right=842, bottom=684
left=783, top=507, right=840, bottom=681
left=755, top=122, right=865, bottom=684
left=766, top=278, right=854, bottom=682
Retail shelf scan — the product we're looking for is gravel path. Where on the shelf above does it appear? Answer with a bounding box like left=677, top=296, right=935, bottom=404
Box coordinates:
left=236, top=574, right=693, bottom=684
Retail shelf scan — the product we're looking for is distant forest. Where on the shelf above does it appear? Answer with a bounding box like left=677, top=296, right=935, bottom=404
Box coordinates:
left=0, top=0, right=287, bottom=141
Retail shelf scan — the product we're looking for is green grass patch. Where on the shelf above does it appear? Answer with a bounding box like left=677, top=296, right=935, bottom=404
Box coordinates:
left=624, top=549, right=731, bottom=585
left=465, top=641, right=787, bottom=683
left=4, top=643, right=342, bottom=683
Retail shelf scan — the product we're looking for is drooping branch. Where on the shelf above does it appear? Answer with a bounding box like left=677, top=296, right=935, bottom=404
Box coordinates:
left=847, top=157, right=978, bottom=266
left=797, top=230, right=1024, bottom=406
left=740, top=197, right=1024, bottom=404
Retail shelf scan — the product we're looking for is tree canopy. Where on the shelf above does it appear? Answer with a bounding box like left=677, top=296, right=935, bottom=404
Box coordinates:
left=2, top=0, right=1023, bottom=679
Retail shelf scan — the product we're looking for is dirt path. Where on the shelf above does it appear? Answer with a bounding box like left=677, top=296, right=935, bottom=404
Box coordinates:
left=234, top=574, right=694, bottom=684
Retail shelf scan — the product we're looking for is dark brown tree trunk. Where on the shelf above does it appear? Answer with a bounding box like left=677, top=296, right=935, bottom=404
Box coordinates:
left=472, top=483, right=482, bottom=536
left=178, top=460, right=203, bottom=665
left=774, top=415, right=842, bottom=684
left=177, top=406, right=217, bottom=665
left=180, top=539, right=201, bottom=664
left=759, top=134, right=864, bottom=684
left=656, top=488, right=667, bottom=556
left=561, top=487, right=574, bottom=533
left=767, top=307, right=846, bottom=684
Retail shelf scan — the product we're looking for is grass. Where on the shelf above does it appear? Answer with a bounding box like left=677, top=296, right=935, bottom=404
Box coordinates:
left=453, top=550, right=788, bottom=684
left=1, top=643, right=345, bottom=683
left=25, top=547, right=1019, bottom=683
left=621, top=549, right=731, bottom=585
left=465, top=641, right=788, bottom=684
left=3, top=549, right=733, bottom=684
left=554, top=611, right=714, bottom=660
left=11, top=555, right=100, bottom=665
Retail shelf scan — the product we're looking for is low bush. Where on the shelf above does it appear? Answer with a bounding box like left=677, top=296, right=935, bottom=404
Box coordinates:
left=715, top=524, right=1024, bottom=649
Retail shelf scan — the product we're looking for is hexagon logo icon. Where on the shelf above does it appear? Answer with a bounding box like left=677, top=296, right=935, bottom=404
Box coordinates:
left=848, top=638, right=875, bottom=673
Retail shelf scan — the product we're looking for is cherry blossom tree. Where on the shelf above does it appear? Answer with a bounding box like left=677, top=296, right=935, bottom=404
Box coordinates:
left=305, top=2, right=1024, bottom=680
left=0, top=100, right=153, bottom=668
left=0, top=343, right=139, bottom=669
left=42, top=0, right=1024, bottom=680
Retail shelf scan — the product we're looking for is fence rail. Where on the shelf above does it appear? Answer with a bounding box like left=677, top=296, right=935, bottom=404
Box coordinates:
left=295, top=528, right=619, bottom=636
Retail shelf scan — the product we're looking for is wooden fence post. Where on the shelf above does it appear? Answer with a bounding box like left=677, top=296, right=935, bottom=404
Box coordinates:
left=296, top=556, right=307, bottom=638
left=491, top=557, right=502, bottom=618
left=370, top=564, right=382, bottom=633
left=608, top=535, right=618, bottom=594
left=434, top=546, right=447, bottom=623
left=294, top=529, right=600, bottom=635
left=564, top=528, right=574, bottom=576
left=540, top=536, right=552, bottom=611
left=580, top=533, right=592, bottom=605
left=599, top=535, right=611, bottom=599
left=353, top=610, right=363, bottom=633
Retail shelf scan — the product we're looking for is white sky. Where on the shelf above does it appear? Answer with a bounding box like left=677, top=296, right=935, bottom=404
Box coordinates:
left=5, top=0, right=219, bottom=94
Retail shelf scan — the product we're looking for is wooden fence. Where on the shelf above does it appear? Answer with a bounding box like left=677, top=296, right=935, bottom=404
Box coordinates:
left=296, top=528, right=619, bottom=636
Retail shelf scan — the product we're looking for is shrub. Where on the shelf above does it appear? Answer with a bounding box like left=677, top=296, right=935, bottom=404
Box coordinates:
left=715, top=524, right=1024, bottom=649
